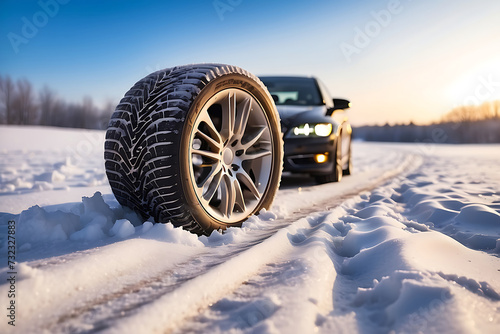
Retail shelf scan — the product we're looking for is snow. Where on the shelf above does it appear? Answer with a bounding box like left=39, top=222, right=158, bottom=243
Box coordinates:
left=109, top=219, right=135, bottom=239
left=0, top=125, right=499, bottom=333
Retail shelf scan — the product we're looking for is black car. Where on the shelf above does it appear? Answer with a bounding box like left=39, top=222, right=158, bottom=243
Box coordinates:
left=259, top=76, right=352, bottom=183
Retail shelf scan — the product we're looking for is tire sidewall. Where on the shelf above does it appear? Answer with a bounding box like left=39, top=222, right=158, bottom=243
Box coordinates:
left=335, top=136, right=343, bottom=182
left=179, top=73, right=282, bottom=230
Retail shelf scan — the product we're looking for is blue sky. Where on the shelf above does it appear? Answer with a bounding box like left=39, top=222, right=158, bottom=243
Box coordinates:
left=1, top=0, right=500, bottom=125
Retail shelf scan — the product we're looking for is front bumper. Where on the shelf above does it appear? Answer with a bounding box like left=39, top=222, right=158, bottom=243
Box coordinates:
left=283, top=136, right=335, bottom=175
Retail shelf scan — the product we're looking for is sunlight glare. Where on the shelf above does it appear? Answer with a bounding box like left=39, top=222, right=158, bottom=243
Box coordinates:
left=446, top=59, right=500, bottom=107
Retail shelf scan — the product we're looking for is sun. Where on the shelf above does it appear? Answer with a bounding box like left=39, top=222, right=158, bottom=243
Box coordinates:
left=446, top=59, right=500, bottom=108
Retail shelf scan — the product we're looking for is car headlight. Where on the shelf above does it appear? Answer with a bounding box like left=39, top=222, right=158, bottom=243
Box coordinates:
left=289, top=123, right=333, bottom=137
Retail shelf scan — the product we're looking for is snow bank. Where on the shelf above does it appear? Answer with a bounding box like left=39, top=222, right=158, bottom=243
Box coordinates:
left=0, top=191, right=204, bottom=259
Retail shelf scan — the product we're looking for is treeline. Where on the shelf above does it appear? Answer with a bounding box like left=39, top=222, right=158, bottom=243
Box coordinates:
left=0, top=75, right=114, bottom=129
left=355, top=101, right=500, bottom=144
left=2, top=75, right=500, bottom=144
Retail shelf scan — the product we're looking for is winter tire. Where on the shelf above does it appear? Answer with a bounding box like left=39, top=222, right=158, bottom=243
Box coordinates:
left=105, top=64, right=283, bottom=235
left=343, top=139, right=352, bottom=176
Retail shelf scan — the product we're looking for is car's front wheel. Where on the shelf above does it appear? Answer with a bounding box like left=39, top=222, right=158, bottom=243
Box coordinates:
left=343, top=139, right=352, bottom=176
left=105, top=64, right=283, bottom=235
left=314, top=138, right=342, bottom=184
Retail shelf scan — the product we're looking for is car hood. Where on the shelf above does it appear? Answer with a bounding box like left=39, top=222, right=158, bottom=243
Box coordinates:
left=275, top=105, right=330, bottom=132
left=276, top=105, right=326, bottom=119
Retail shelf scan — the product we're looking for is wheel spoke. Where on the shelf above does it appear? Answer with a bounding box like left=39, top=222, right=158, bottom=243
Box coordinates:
left=219, top=175, right=235, bottom=218
left=221, top=92, right=235, bottom=142
left=234, top=179, right=246, bottom=212
left=237, top=170, right=261, bottom=200
left=202, top=163, right=223, bottom=201
left=196, top=129, right=220, bottom=150
left=243, top=149, right=272, bottom=161
left=242, top=126, right=266, bottom=150
left=199, top=110, right=223, bottom=145
left=234, top=98, right=251, bottom=138
left=192, top=149, right=221, bottom=161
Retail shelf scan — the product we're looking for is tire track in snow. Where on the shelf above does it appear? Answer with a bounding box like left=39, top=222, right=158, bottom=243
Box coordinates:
left=175, top=212, right=347, bottom=334
left=6, top=152, right=421, bottom=333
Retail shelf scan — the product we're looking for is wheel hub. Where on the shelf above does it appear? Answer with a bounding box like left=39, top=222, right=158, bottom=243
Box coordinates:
left=222, top=147, right=234, bottom=166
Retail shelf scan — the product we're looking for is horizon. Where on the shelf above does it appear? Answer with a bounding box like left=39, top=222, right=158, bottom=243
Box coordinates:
left=1, top=0, right=500, bottom=126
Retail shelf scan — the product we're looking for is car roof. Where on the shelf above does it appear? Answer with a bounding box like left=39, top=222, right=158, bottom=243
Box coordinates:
left=259, top=75, right=316, bottom=80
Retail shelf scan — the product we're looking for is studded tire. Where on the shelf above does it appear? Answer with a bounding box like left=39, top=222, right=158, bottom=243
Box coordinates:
left=104, top=64, right=283, bottom=235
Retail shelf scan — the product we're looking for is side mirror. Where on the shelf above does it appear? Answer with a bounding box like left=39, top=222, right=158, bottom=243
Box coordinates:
left=327, top=98, right=351, bottom=116
left=333, top=98, right=351, bottom=110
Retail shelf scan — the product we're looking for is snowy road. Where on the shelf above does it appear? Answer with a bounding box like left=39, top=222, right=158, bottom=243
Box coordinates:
left=1, top=126, right=499, bottom=333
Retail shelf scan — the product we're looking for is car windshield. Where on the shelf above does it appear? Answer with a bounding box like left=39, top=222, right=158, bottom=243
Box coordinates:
left=260, top=77, right=323, bottom=106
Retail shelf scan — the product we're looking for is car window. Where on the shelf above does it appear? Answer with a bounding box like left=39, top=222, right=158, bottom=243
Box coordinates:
left=260, top=77, right=323, bottom=106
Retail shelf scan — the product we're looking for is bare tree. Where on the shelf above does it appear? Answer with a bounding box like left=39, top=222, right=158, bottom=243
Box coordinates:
left=0, top=76, right=4, bottom=123
left=39, top=86, right=59, bottom=126
left=0, top=75, right=117, bottom=129
left=477, top=101, right=495, bottom=120
left=82, top=96, right=97, bottom=128
left=0, top=75, right=16, bottom=124
left=49, top=100, right=68, bottom=127
left=491, top=102, right=499, bottom=119
left=98, top=99, right=116, bottom=129
left=12, top=79, right=38, bottom=125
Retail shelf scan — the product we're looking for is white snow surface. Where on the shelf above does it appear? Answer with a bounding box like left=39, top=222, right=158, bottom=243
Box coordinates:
left=0, top=125, right=499, bottom=333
